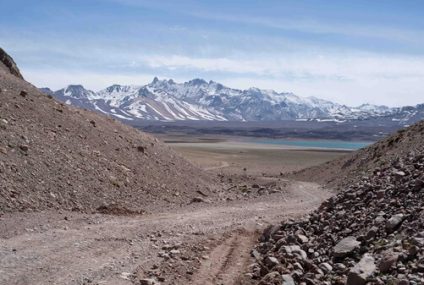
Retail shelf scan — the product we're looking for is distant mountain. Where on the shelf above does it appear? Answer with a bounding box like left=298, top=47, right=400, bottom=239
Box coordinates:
left=40, top=78, right=423, bottom=124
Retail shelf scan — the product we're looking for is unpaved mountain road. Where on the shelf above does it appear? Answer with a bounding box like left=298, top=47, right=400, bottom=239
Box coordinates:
left=0, top=181, right=330, bottom=285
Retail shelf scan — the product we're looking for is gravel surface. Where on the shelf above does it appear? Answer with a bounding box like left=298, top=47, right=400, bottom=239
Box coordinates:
left=0, top=181, right=329, bottom=285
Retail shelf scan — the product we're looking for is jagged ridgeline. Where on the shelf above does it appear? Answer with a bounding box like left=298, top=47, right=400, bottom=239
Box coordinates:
left=0, top=48, right=216, bottom=213
left=251, top=121, right=424, bottom=284
left=40, top=79, right=424, bottom=123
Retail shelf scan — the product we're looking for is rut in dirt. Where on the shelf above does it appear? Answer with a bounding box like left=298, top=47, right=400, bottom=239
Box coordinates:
left=192, top=230, right=257, bottom=285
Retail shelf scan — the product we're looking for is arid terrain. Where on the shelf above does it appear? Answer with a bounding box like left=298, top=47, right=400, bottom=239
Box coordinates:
left=2, top=46, right=423, bottom=285
left=0, top=131, right=341, bottom=285
left=0, top=48, right=346, bottom=285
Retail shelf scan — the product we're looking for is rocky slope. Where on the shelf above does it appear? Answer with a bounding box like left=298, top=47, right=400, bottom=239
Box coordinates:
left=294, top=120, right=424, bottom=188
left=0, top=48, right=23, bottom=79
left=251, top=121, right=424, bottom=284
left=0, top=49, right=215, bottom=214
left=41, top=79, right=424, bottom=123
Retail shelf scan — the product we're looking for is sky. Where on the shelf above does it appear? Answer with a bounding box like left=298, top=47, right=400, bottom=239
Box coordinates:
left=1, top=0, right=424, bottom=107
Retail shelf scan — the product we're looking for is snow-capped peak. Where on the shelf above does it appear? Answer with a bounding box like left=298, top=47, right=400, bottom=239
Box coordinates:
left=43, top=77, right=421, bottom=124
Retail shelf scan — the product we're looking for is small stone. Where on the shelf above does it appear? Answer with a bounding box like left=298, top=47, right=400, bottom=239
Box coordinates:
left=365, top=226, right=378, bottom=240
left=296, top=234, right=309, bottom=244
left=137, top=146, right=145, bottom=153
left=378, top=250, right=399, bottom=273
left=190, top=197, right=208, bottom=203
left=320, top=262, right=333, bottom=273
left=393, top=170, right=406, bottom=177
left=259, top=272, right=282, bottom=284
left=282, top=245, right=307, bottom=260
left=264, top=256, right=279, bottom=268
left=139, top=278, right=159, bottom=285
left=19, top=145, right=29, bottom=152
left=282, top=274, right=295, bottom=285
left=334, top=263, right=347, bottom=272
left=169, top=249, right=180, bottom=256
left=386, top=214, right=404, bottom=233
left=251, top=249, right=262, bottom=261
left=376, top=190, right=385, bottom=199
left=20, top=90, right=28, bottom=97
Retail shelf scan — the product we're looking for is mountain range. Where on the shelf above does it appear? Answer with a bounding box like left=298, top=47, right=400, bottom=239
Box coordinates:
left=40, top=78, right=424, bottom=124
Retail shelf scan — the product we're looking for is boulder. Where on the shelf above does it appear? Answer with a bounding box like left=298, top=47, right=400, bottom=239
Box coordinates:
left=346, top=254, right=376, bottom=285
left=333, top=236, right=360, bottom=258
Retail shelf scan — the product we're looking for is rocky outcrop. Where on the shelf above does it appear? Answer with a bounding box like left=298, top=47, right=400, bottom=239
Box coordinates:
left=0, top=48, right=23, bottom=79
left=251, top=121, right=424, bottom=284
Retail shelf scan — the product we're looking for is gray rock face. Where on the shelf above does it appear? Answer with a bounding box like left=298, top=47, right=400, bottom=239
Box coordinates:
left=333, top=236, right=360, bottom=258
left=346, top=254, right=376, bottom=285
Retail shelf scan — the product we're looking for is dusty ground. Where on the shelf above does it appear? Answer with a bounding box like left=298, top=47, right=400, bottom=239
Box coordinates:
left=168, top=139, right=347, bottom=176
left=0, top=181, right=329, bottom=285
left=0, top=140, right=341, bottom=285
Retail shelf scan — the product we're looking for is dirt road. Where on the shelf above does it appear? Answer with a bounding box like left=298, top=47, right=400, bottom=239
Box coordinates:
left=0, top=181, right=330, bottom=285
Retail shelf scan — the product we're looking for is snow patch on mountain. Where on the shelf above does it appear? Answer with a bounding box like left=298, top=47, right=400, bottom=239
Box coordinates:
left=43, top=78, right=423, bottom=124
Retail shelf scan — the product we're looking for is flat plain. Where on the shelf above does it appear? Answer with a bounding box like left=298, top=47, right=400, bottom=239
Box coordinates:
left=160, top=134, right=349, bottom=176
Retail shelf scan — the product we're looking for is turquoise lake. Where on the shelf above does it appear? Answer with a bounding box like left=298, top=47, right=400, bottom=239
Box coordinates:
left=251, top=139, right=373, bottom=150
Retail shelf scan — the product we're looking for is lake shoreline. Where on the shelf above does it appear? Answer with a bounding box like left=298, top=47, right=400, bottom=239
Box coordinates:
left=162, top=135, right=371, bottom=151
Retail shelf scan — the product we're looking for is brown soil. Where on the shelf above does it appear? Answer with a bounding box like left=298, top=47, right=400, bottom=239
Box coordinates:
left=0, top=180, right=330, bottom=285
left=0, top=50, right=216, bottom=214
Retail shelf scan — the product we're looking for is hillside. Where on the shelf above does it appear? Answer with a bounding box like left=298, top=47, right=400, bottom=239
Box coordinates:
left=251, top=121, right=424, bottom=284
left=41, top=79, right=423, bottom=124
left=294, top=120, right=424, bottom=188
left=0, top=49, right=215, bottom=214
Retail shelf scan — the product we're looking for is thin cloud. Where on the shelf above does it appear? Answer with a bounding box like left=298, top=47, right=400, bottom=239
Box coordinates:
left=140, top=53, right=424, bottom=81
left=188, top=12, right=424, bottom=45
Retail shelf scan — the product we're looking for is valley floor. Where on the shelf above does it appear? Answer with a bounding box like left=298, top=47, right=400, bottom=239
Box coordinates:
left=0, top=139, right=342, bottom=285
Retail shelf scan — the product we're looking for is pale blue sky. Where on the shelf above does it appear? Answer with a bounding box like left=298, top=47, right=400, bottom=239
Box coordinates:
left=1, top=0, right=424, bottom=106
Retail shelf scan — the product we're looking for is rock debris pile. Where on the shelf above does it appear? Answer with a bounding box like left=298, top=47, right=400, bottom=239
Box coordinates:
left=252, top=122, right=424, bottom=284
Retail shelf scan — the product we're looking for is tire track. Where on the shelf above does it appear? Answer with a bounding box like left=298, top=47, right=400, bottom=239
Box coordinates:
left=192, top=230, right=256, bottom=285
